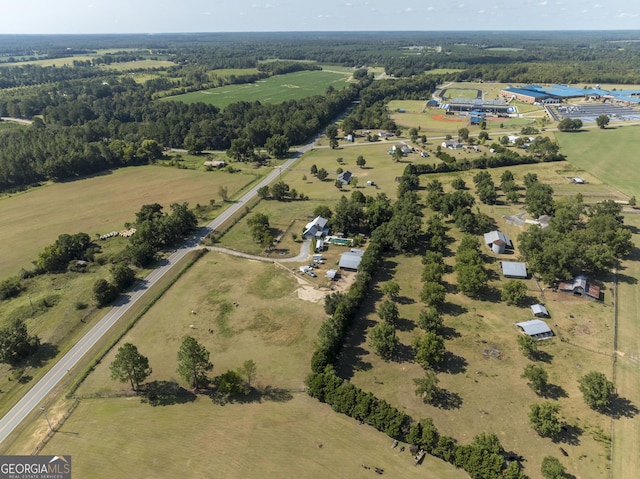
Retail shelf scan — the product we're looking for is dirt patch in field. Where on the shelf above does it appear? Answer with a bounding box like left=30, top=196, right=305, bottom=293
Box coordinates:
left=297, top=285, right=329, bottom=302
left=432, top=115, right=463, bottom=122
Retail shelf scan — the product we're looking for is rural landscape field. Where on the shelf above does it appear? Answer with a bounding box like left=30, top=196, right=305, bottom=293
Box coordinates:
left=1, top=31, right=640, bottom=479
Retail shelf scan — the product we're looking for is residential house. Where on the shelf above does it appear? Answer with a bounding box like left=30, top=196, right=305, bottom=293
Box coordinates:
left=337, top=170, right=353, bottom=185
left=303, top=216, right=329, bottom=239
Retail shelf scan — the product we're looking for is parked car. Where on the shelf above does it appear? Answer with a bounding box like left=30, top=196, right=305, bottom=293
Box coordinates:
left=306, top=271, right=317, bottom=278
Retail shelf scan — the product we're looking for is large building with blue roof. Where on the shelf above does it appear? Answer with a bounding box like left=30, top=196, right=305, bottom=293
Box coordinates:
left=501, top=84, right=640, bottom=105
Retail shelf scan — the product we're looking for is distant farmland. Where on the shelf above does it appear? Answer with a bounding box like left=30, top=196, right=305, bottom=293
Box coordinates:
left=161, top=70, right=352, bottom=108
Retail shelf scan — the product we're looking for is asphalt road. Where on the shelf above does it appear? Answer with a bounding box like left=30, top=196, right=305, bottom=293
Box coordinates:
left=0, top=136, right=319, bottom=446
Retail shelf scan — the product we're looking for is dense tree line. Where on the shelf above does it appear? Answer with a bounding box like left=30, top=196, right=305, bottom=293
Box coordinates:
left=0, top=77, right=358, bottom=192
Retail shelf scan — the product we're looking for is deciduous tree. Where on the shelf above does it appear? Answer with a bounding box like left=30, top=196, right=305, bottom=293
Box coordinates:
left=578, top=371, right=614, bottom=412
left=529, top=402, right=562, bottom=438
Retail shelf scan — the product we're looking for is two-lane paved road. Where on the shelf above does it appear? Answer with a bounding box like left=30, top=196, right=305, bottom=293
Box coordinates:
left=0, top=137, right=317, bottom=445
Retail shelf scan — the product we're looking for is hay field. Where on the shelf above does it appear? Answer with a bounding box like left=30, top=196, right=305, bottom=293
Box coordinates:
left=0, top=165, right=263, bottom=277
left=163, top=70, right=351, bottom=108
left=555, top=125, right=640, bottom=198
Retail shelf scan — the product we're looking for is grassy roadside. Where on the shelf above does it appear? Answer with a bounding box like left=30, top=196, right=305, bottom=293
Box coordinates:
left=0, top=249, right=204, bottom=455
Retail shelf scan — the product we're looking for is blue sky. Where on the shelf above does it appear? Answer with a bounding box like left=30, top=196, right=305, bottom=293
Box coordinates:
left=1, top=0, right=639, bottom=34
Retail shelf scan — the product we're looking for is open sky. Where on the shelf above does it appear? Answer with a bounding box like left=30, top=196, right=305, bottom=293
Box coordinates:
left=1, top=0, right=639, bottom=34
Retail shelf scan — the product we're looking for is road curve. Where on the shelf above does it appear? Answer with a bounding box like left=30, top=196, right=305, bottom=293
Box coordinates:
left=0, top=134, right=320, bottom=445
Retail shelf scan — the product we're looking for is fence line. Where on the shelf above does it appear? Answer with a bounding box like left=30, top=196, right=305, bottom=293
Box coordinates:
left=32, top=399, right=80, bottom=456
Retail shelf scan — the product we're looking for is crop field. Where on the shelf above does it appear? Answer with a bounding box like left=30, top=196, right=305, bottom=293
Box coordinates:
left=0, top=164, right=264, bottom=278
left=162, top=70, right=352, bottom=108
left=554, top=125, right=640, bottom=198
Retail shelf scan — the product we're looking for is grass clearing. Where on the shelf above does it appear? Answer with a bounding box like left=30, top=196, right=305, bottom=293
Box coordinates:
left=100, top=59, right=176, bottom=71
left=162, top=70, right=351, bottom=108
left=555, top=125, right=640, bottom=198
left=20, top=395, right=467, bottom=479
left=612, top=213, right=640, bottom=478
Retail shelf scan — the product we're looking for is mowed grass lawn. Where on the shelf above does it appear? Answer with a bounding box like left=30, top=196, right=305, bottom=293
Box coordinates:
left=555, top=125, right=640, bottom=198
left=162, top=70, right=351, bottom=108
left=0, top=165, right=263, bottom=277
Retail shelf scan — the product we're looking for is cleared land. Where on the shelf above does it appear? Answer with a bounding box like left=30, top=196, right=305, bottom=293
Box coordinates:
left=26, top=395, right=467, bottom=479
left=557, top=124, right=640, bottom=478
left=10, top=253, right=466, bottom=479
left=554, top=125, right=640, bottom=198
left=162, top=70, right=352, bottom=108
left=0, top=164, right=264, bottom=277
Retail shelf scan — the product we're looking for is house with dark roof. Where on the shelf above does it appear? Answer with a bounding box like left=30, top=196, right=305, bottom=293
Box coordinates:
left=303, top=216, right=329, bottom=239
left=501, top=262, right=527, bottom=279
left=337, top=170, right=353, bottom=185
left=516, top=319, right=554, bottom=340
left=484, top=230, right=513, bottom=254
left=557, top=275, right=601, bottom=301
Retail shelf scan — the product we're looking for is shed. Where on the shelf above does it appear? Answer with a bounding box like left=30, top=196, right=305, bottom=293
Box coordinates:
left=516, top=319, right=554, bottom=340
left=338, top=249, right=365, bottom=271
left=557, top=275, right=601, bottom=301
left=484, top=230, right=513, bottom=254
left=531, top=304, right=549, bottom=318
left=326, top=269, right=338, bottom=280
left=501, top=262, right=527, bottom=278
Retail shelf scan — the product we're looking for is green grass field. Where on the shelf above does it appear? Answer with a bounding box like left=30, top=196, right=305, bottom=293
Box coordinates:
left=0, top=164, right=264, bottom=278
left=162, top=70, right=352, bottom=108
left=25, top=395, right=467, bottom=479
left=7, top=252, right=465, bottom=479
left=555, top=125, right=640, bottom=198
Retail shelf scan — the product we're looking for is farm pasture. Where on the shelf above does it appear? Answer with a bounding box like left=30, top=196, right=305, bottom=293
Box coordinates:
left=162, top=70, right=352, bottom=108
left=0, top=164, right=264, bottom=277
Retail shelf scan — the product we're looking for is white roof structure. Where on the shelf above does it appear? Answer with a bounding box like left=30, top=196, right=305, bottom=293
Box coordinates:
left=484, top=230, right=512, bottom=247
left=531, top=304, right=549, bottom=317
left=516, top=319, right=554, bottom=340
left=326, top=269, right=338, bottom=280
left=338, top=249, right=365, bottom=271
left=501, top=262, right=527, bottom=278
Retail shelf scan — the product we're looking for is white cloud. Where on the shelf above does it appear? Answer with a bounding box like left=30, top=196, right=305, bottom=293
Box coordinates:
left=538, top=0, right=548, bottom=6
left=593, top=4, right=602, bottom=8
left=427, top=6, right=434, bottom=11
left=616, top=12, right=638, bottom=17
left=405, top=7, right=413, bottom=12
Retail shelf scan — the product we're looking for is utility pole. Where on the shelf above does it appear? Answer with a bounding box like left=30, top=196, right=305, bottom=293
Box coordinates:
left=40, top=407, right=53, bottom=432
